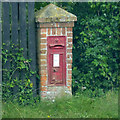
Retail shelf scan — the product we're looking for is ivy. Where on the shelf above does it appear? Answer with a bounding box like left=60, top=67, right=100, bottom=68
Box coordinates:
left=2, top=43, right=40, bottom=105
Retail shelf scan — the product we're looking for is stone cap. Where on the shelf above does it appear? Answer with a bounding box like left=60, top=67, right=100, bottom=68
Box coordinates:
left=35, top=4, right=77, bottom=23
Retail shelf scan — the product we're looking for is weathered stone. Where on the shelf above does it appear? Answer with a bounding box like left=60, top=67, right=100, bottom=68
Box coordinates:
left=35, top=4, right=77, bottom=23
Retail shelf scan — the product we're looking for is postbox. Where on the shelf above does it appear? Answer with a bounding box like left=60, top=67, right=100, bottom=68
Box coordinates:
left=47, top=36, right=66, bottom=86
left=35, top=3, right=77, bottom=99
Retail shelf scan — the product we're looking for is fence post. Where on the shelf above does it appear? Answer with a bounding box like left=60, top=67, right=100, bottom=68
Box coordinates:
left=0, top=2, right=2, bottom=119
left=2, top=3, right=10, bottom=82
left=19, top=2, right=27, bottom=81
left=28, top=3, right=37, bottom=97
left=11, top=2, right=19, bottom=96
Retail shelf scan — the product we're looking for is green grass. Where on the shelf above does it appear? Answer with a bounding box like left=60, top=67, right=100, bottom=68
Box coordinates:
left=2, top=91, right=118, bottom=118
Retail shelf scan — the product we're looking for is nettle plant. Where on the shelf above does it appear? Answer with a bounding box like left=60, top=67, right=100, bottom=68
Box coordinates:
left=2, top=43, right=39, bottom=105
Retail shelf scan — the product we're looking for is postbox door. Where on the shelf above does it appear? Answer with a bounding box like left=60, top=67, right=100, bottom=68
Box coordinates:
left=47, top=36, right=66, bottom=86
left=50, top=53, right=64, bottom=84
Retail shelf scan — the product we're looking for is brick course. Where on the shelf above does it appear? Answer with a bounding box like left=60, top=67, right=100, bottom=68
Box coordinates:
left=68, top=38, right=72, bottom=42
left=57, top=28, right=62, bottom=35
left=62, top=28, right=65, bottom=35
left=41, top=76, right=47, bottom=81
left=39, top=70, right=47, bottom=76
left=67, top=49, right=72, bottom=53
left=40, top=39, right=46, bottom=43
left=40, top=60, right=47, bottom=65
left=41, top=28, right=46, bottom=33
left=41, top=87, right=47, bottom=91
left=67, top=33, right=72, bottom=37
left=48, top=28, right=51, bottom=35
left=40, top=50, right=47, bottom=54
left=52, top=28, right=56, bottom=35
left=68, top=70, right=72, bottom=74
left=40, top=44, right=46, bottom=49
left=37, top=22, right=74, bottom=28
left=67, top=28, right=72, bottom=32
left=68, top=64, right=72, bottom=69
left=41, top=34, right=46, bottom=38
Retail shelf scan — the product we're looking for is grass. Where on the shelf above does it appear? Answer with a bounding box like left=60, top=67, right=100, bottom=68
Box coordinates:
left=2, top=90, right=118, bottom=118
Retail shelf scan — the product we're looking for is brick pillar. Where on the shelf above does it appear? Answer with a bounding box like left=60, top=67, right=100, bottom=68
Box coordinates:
left=35, top=3, right=77, bottom=100
left=37, top=22, right=74, bottom=99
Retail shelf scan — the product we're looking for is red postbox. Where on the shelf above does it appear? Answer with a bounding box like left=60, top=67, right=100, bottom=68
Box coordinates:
left=47, top=36, right=66, bottom=86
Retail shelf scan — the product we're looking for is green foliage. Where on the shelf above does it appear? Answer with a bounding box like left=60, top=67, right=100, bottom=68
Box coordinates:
left=2, top=43, right=39, bottom=105
left=71, top=2, right=119, bottom=96
left=34, top=2, right=49, bottom=11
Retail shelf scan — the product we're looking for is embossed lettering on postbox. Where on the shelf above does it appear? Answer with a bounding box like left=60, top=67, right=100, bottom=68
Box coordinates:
left=47, top=36, right=66, bottom=86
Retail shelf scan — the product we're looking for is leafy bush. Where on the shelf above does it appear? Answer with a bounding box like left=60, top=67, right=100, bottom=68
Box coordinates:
left=72, top=3, right=119, bottom=97
left=2, top=43, right=39, bottom=105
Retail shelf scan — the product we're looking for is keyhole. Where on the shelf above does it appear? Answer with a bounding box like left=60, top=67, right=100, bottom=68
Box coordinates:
left=53, top=69, right=57, bottom=72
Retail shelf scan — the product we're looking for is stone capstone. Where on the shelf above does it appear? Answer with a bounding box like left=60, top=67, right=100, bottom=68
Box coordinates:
left=35, top=3, right=77, bottom=23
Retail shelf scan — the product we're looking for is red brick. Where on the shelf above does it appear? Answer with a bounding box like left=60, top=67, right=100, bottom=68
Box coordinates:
left=41, top=80, right=47, bottom=86
left=41, top=28, right=46, bottom=33
left=59, top=23, right=66, bottom=27
left=40, top=55, right=47, bottom=59
left=68, top=64, right=72, bottom=69
left=41, top=34, right=46, bottom=38
left=68, top=59, right=72, bottom=64
left=40, top=44, right=46, bottom=49
left=67, top=54, right=72, bottom=59
left=62, top=28, right=65, bottom=35
left=67, top=33, right=72, bottom=37
left=40, top=50, right=46, bottom=54
left=68, top=81, right=72, bottom=86
left=67, top=28, right=72, bottom=32
left=41, top=87, right=47, bottom=91
left=68, top=70, right=72, bottom=74
left=68, top=38, right=72, bottom=42
left=41, top=76, right=47, bottom=81
left=39, top=70, right=47, bottom=76
left=68, top=80, right=71, bottom=83
left=57, top=28, right=61, bottom=35
left=41, top=39, right=46, bottom=43
left=67, top=49, right=72, bottom=53
left=40, top=23, right=56, bottom=28
left=67, top=43, right=73, bottom=48
left=56, top=23, right=59, bottom=27
left=52, top=28, right=56, bottom=35
left=48, top=28, right=51, bottom=35
left=40, top=60, right=47, bottom=65
left=41, top=66, right=47, bottom=70
left=68, top=74, right=72, bottom=80
left=67, top=86, right=71, bottom=90
left=59, top=22, right=74, bottom=27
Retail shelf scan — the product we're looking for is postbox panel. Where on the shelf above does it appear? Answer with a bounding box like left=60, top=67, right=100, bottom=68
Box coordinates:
left=47, top=36, right=66, bottom=86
